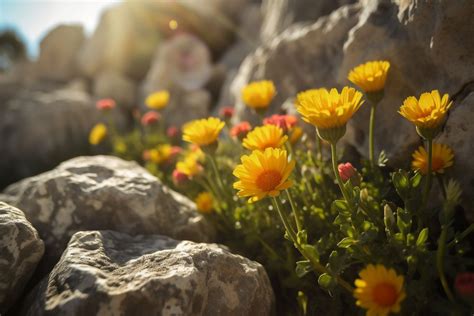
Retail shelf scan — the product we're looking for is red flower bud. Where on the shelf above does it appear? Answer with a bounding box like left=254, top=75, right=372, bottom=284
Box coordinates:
left=172, top=169, right=189, bottom=186
left=141, top=111, right=161, bottom=126
left=96, top=98, right=116, bottom=111
left=263, top=114, right=297, bottom=131
left=230, top=121, right=251, bottom=140
left=338, top=162, right=357, bottom=182
left=455, top=272, right=474, bottom=299
left=221, top=106, right=235, bottom=119
left=167, top=126, right=179, bottom=138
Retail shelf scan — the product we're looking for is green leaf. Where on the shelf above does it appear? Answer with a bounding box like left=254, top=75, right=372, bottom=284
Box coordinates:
left=295, top=260, right=312, bottom=278
left=328, top=250, right=345, bottom=273
left=392, top=170, right=410, bottom=199
left=410, top=172, right=422, bottom=188
left=301, top=244, right=319, bottom=261
left=318, top=273, right=335, bottom=290
left=297, top=230, right=308, bottom=245
left=337, top=237, right=356, bottom=248
left=416, top=228, right=429, bottom=247
left=332, top=200, right=350, bottom=215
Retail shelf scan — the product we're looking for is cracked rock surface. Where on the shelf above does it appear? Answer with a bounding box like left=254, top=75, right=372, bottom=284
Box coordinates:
left=3, top=156, right=214, bottom=274
left=21, top=230, right=275, bottom=316
left=0, top=202, right=44, bottom=313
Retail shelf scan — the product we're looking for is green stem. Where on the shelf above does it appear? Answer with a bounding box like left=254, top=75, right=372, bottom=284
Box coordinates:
left=369, top=104, right=376, bottom=167
left=437, top=227, right=456, bottom=303
left=421, top=139, right=433, bottom=210
left=447, top=223, right=474, bottom=248
left=286, top=189, right=303, bottom=232
left=271, top=197, right=354, bottom=293
left=330, top=143, right=351, bottom=203
left=208, top=154, right=227, bottom=198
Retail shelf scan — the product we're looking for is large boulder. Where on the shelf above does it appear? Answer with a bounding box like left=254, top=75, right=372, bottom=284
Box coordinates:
left=230, top=0, right=474, bottom=164
left=92, top=70, right=137, bottom=109
left=2, top=156, right=214, bottom=273
left=0, top=202, right=44, bottom=313
left=0, top=84, right=99, bottom=189
left=78, top=0, right=248, bottom=80
left=21, top=230, right=274, bottom=316
left=36, top=25, right=85, bottom=82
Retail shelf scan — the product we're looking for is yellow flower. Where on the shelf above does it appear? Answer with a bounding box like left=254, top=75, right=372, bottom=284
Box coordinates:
left=89, top=123, right=107, bottom=145
left=195, top=192, right=214, bottom=214
left=114, top=141, right=127, bottom=154
left=348, top=61, right=390, bottom=93
left=296, top=87, right=364, bottom=130
left=176, top=154, right=202, bottom=177
left=233, top=148, right=295, bottom=203
left=241, top=80, right=276, bottom=109
left=148, top=144, right=173, bottom=164
left=289, top=126, right=303, bottom=144
left=412, top=143, right=454, bottom=175
left=242, top=125, right=288, bottom=151
left=399, top=90, right=452, bottom=130
left=145, top=90, right=170, bottom=110
left=354, top=264, right=406, bottom=316
left=182, top=117, right=225, bottom=146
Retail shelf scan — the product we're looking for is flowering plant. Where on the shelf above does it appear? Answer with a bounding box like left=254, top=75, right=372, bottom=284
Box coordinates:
left=89, top=67, right=473, bottom=315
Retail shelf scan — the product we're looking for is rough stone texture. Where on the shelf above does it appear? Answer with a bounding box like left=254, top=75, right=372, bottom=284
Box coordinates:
left=142, top=34, right=212, bottom=93
left=2, top=156, right=214, bottom=273
left=36, top=25, right=85, bottom=82
left=93, top=70, right=137, bottom=109
left=231, top=0, right=474, bottom=167
left=230, top=4, right=361, bottom=125
left=0, top=84, right=100, bottom=189
left=0, top=202, right=44, bottom=313
left=260, top=0, right=355, bottom=43
left=21, top=230, right=274, bottom=316
left=78, top=0, right=247, bottom=80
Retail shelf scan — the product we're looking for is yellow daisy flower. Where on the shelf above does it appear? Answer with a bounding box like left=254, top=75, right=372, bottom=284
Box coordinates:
left=348, top=61, right=390, bottom=93
left=241, top=80, right=276, bottom=110
left=145, top=90, right=170, bottom=110
left=354, top=264, right=406, bottom=316
left=195, top=192, right=214, bottom=214
left=296, top=87, right=364, bottom=130
left=148, top=144, right=173, bottom=164
left=412, top=143, right=454, bottom=175
left=233, top=148, right=295, bottom=203
left=182, top=117, right=225, bottom=147
left=176, top=154, right=202, bottom=177
left=89, top=123, right=107, bottom=145
left=289, top=126, right=304, bottom=144
left=399, top=90, right=452, bottom=130
left=242, top=125, right=288, bottom=151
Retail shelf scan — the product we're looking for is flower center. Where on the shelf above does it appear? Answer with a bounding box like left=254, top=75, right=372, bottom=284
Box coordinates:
left=372, top=283, right=398, bottom=307
left=256, top=170, right=282, bottom=192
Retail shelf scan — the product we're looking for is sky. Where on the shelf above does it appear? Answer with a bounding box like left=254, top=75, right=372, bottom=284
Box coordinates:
left=0, top=0, right=121, bottom=57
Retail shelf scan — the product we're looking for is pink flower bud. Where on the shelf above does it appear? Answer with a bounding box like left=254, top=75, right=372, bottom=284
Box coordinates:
left=221, top=106, right=235, bottom=119
left=142, top=150, right=151, bottom=161
left=96, top=98, right=116, bottom=111
left=338, top=162, right=357, bottom=182
left=167, top=126, right=179, bottom=138
left=172, top=169, right=189, bottom=186
left=230, top=121, right=251, bottom=140
left=141, top=111, right=160, bottom=126
left=455, top=272, right=474, bottom=299
left=263, top=114, right=297, bottom=131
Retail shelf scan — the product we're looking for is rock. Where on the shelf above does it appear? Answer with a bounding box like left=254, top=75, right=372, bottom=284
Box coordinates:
left=78, top=0, right=248, bottom=80
left=36, top=25, right=85, bottom=82
left=142, top=33, right=212, bottom=93
left=230, top=4, right=361, bottom=125
left=93, top=70, right=137, bottom=109
left=438, top=90, right=474, bottom=219
left=3, top=156, right=214, bottom=273
left=230, top=0, right=474, bottom=165
left=0, top=85, right=100, bottom=189
left=260, top=0, right=355, bottom=43
left=21, top=230, right=274, bottom=316
left=0, top=202, right=44, bottom=313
